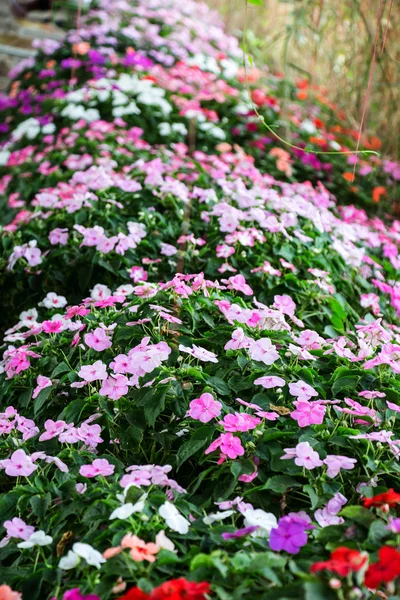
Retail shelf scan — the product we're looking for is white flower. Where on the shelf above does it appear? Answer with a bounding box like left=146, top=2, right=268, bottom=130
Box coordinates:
left=72, top=542, right=106, bottom=569
left=243, top=509, right=278, bottom=537
left=0, top=150, right=10, bottom=166
left=203, top=510, right=234, bottom=525
left=42, top=123, right=56, bottom=135
left=159, top=501, right=190, bottom=534
left=13, top=118, right=41, bottom=140
left=110, top=495, right=147, bottom=520
left=300, top=119, right=317, bottom=135
left=18, top=530, right=53, bottom=548
left=41, top=292, right=68, bottom=309
left=155, top=530, right=176, bottom=553
left=59, top=550, right=80, bottom=570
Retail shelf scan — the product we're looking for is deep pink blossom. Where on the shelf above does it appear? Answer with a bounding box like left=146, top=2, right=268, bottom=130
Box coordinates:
left=79, top=458, right=115, bottom=478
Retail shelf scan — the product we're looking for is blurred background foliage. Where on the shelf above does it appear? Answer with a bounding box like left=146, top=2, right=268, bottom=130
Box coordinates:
left=206, top=0, right=399, bottom=158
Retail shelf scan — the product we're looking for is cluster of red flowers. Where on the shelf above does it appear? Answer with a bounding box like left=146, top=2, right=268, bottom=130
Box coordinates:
left=311, top=547, right=367, bottom=577
left=364, top=547, right=400, bottom=589
left=119, top=578, right=210, bottom=600
left=363, top=489, right=400, bottom=509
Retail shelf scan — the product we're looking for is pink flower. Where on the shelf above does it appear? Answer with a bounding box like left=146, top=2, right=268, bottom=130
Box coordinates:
left=160, top=243, right=178, bottom=256
left=99, top=375, right=129, bottom=400
left=49, top=228, right=69, bottom=246
left=387, top=401, right=400, bottom=413
left=32, top=375, right=52, bottom=399
left=359, top=390, right=386, bottom=399
left=248, top=338, right=279, bottom=365
left=291, top=400, right=326, bottom=427
left=39, top=419, right=66, bottom=441
left=188, top=393, right=222, bottom=423
left=224, top=328, right=251, bottom=351
left=254, top=375, right=285, bottom=388
left=179, top=344, right=218, bottom=363
left=79, top=458, right=115, bottom=478
left=324, top=455, right=357, bottom=478
left=0, top=585, right=22, bottom=600
left=289, top=380, right=318, bottom=401
left=216, top=244, right=235, bottom=259
left=129, top=266, right=148, bottom=282
left=225, top=274, right=253, bottom=296
left=1, top=449, right=38, bottom=477
left=220, top=413, right=260, bottom=432
left=78, top=360, right=107, bottom=382
left=281, top=442, right=323, bottom=470
left=84, top=328, right=112, bottom=351
left=220, top=433, right=245, bottom=459
left=273, top=294, right=296, bottom=316
left=4, top=517, right=34, bottom=541
left=42, top=320, right=64, bottom=333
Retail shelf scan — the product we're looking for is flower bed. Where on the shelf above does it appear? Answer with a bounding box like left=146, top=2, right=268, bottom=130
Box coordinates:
left=0, top=0, right=400, bottom=599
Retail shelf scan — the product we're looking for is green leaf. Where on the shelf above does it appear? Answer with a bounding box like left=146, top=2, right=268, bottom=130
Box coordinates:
left=206, top=376, right=230, bottom=396
left=332, top=375, right=359, bottom=395
left=257, top=475, right=301, bottom=494
left=176, top=426, right=214, bottom=468
left=51, top=361, right=70, bottom=377
left=34, top=385, right=53, bottom=416
left=30, top=494, right=51, bottom=520
left=340, top=505, right=374, bottom=527
left=247, top=0, right=262, bottom=5
left=143, top=390, right=166, bottom=427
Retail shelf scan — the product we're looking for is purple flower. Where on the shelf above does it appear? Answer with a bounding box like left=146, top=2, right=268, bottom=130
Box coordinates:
left=269, top=516, right=309, bottom=554
left=222, top=526, right=259, bottom=540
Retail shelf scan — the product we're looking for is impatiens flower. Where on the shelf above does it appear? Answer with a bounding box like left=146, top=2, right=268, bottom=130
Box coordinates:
left=291, top=400, right=325, bottom=427
left=17, top=530, right=52, bottom=548
left=188, top=393, right=222, bottom=423
left=364, top=546, right=400, bottom=589
left=0, top=449, right=38, bottom=477
left=159, top=502, right=190, bottom=534
left=248, top=338, right=279, bottom=365
left=79, top=458, right=115, bottom=478
left=179, top=344, right=218, bottom=363
left=41, top=292, right=67, bottom=309
left=243, top=509, right=278, bottom=537
left=254, top=375, right=285, bottom=388
left=32, top=375, right=52, bottom=399
left=0, top=585, right=22, bottom=600
left=364, top=489, right=400, bottom=508
left=151, top=579, right=210, bottom=600
left=222, top=526, right=259, bottom=540
left=324, top=455, right=357, bottom=478
left=281, top=442, right=323, bottom=470
left=311, top=547, right=368, bottom=577
left=3, top=517, right=34, bottom=542
left=289, top=380, right=318, bottom=401
left=84, top=328, right=112, bottom=351
left=99, top=375, right=129, bottom=400
left=104, top=534, right=159, bottom=563
left=269, top=515, right=309, bottom=554
left=78, top=361, right=107, bottom=382
left=61, top=589, right=99, bottom=600
left=70, top=542, right=106, bottom=569
left=49, top=228, right=69, bottom=246
left=273, top=294, right=296, bottom=316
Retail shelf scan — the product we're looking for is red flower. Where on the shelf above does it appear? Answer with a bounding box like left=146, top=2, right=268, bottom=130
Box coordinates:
left=311, top=547, right=367, bottom=577
left=118, top=589, right=150, bottom=600
left=152, top=578, right=210, bottom=600
left=363, top=489, right=400, bottom=508
left=119, top=579, right=210, bottom=600
left=364, top=546, right=400, bottom=589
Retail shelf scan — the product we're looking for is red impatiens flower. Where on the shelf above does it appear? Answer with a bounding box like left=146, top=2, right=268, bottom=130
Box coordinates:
left=363, top=489, right=400, bottom=509
left=119, top=579, right=210, bottom=600
left=364, top=546, right=400, bottom=589
left=311, top=547, right=367, bottom=577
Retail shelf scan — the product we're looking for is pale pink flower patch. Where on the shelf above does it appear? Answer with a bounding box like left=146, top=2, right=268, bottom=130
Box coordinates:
left=248, top=338, right=279, bottom=366
left=281, top=442, right=323, bottom=470
left=32, top=375, right=52, bottom=399
left=99, top=375, right=129, bottom=400
left=324, top=455, right=357, bottom=478
left=289, top=380, right=318, bottom=401
left=84, top=328, right=112, bottom=351
left=179, top=344, right=218, bottom=363
left=79, top=458, right=115, bottom=478
left=291, top=400, right=326, bottom=428
left=78, top=360, right=107, bottom=382
left=254, top=375, right=285, bottom=389
left=0, top=449, right=38, bottom=477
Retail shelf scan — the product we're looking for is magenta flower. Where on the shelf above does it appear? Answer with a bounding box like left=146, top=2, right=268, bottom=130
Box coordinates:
left=288, top=380, right=318, bottom=401
left=78, top=360, right=107, bottom=383
left=269, top=515, right=309, bottom=554
left=248, top=338, right=279, bottom=366
left=222, top=526, right=259, bottom=540
left=99, top=375, right=129, bottom=400
left=1, top=449, right=38, bottom=477
left=254, top=375, right=285, bottom=389
left=63, top=589, right=100, bottom=600
left=220, top=412, right=260, bottom=432
left=79, top=458, right=115, bottom=478
left=324, top=454, right=357, bottom=478
left=290, top=400, right=325, bottom=427
left=219, top=433, right=245, bottom=459
left=32, top=375, right=52, bottom=399
left=84, top=328, right=112, bottom=351
left=188, top=393, right=222, bottom=423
